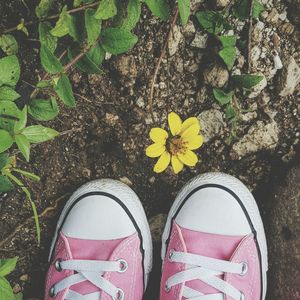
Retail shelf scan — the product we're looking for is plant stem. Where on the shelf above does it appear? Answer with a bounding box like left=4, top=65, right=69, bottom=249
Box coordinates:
left=148, top=6, right=179, bottom=123
left=247, top=0, right=254, bottom=72
left=1, top=1, right=100, bottom=35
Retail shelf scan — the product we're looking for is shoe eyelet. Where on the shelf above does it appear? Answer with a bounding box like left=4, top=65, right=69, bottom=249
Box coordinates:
left=165, top=283, right=171, bottom=293
left=55, top=259, right=63, bottom=272
left=117, top=259, right=128, bottom=273
left=240, top=292, right=245, bottom=300
left=168, top=249, right=175, bottom=262
left=114, top=288, right=124, bottom=300
left=240, top=262, right=248, bottom=276
left=49, top=286, right=57, bottom=297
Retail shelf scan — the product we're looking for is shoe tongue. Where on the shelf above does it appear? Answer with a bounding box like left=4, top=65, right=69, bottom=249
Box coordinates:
left=178, top=223, right=244, bottom=295
left=65, top=236, right=126, bottom=296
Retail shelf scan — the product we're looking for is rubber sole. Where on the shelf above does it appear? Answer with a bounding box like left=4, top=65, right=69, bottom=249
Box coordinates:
left=161, top=172, right=268, bottom=299
left=49, top=179, right=153, bottom=289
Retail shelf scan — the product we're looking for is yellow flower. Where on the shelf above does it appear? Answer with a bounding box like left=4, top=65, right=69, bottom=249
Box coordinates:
left=146, top=112, right=204, bottom=174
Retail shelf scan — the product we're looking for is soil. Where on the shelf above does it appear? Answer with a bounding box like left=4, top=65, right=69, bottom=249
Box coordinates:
left=0, top=0, right=299, bottom=299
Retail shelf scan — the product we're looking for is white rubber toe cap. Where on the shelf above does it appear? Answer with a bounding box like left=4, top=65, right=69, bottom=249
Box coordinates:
left=175, top=186, right=252, bottom=236
left=61, top=194, right=136, bottom=240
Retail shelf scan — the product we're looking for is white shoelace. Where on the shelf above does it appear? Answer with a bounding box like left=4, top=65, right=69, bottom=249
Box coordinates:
left=50, top=259, right=128, bottom=300
left=166, top=251, right=247, bottom=300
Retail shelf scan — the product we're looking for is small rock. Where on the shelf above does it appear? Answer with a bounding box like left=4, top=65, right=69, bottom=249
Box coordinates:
left=119, top=176, right=133, bottom=186
left=273, top=52, right=283, bottom=70
left=197, top=109, right=225, bottom=142
left=136, top=97, right=145, bottom=108
left=280, top=22, right=295, bottom=35
left=168, top=25, right=183, bottom=56
left=266, top=8, right=280, bottom=24
left=190, top=32, right=208, bottom=49
left=252, top=21, right=265, bottom=43
left=249, top=74, right=267, bottom=98
left=149, top=214, right=167, bottom=242
left=105, top=113, right=119, bottom=126
left=20, top=274, right=29, bottom=281
left=113, top=55, right=137, bottom=79
left=203, top=63, right=229, bottom=88
left=250, top=46, right=261, bottom=63
left=277, top=56, right=300, bottom=97
left=215, top=0, right=230, bottom=8
left=182, top=21, right=196, bottom=38
left=231, top=121, right=279, bottom=159
left=190, top=0, right=204, bottom=10
left=13, top=284, right=22, bottom=293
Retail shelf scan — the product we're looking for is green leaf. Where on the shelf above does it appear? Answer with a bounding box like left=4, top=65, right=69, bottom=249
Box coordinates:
left=0, top=153, right=9, bottom=170
left=196, top=10, right=230, bottom=35
left=232, top=74, right=264, bottom=89
left=253, top=0, right=264, bottom=18
left=101, top=28, right=138, bottom=55
left=40, top=45, right=63, bottom=74
left=38, top=22, right=57, bottom=53
left=50, top=6, right=70, bottom=37
left=85, top=9, right=102, bottom=46
left=218, top=46, right=236, bottom=69
left=144, top=0, right=170, bottom=21
left=0, top=55, right=20, bottom=87
left=28, top=97, right=59, bottom=121
left=35, top=0, right=55, bottom=18
left=36, top=80, right=52, bottom=88
left=118, top=0, right=141, bottom=31
left=0, top=277, right=14, bottom=300
left=22, top=125, right=59, bottom=143
left=233, top=0, right=248, bottom=20
left=0, top=101, right=21, bottom=131
left=0, top=86, right=20, bottom=101
left=213, top=88, right=234, bottom=105
left=0, top=257, right=18, bottom=277
left=15, top=134, right=30, bottom=162
left=14, top=106, right=27, bottom=134
left=225, top=104, right=236, bottom=120
left=219, top=35, right=237, bottom=48
left=68, top=14, right=81, bottom=41
left=0, top=130, right=13, bottom=153
left=12, top=169, right=40, bottom=182
left=15, top=293, right=23, bottom=300
left=178, top=0, right=190, bottom=25
left=69, top=44, right=105, bottom=74
left=54, top=75, right=76, bottom=107
left=0, top=34, right=18, bottom=55
left=94, top=0, right=117, bottom=20
left=0, top=175, right=13, bottom=193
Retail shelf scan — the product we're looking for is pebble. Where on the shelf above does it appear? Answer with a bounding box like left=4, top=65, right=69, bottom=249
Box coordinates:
left=168, top=25, right=183, bottom=56
left=119, top=176, right=133, bottom=186
left=203, top=63, right=229, bottom=88
left=197, top=109, right=225, bottom=142
left=277, top=56, right=300, bottom=97
left=190, top=32, right=208, bottom=49
left=231, top=120, right=279, bottom=159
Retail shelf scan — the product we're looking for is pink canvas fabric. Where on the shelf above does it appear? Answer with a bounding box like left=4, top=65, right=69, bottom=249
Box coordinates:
left=160, top=221, right=262, bottom=300
left=45, top=232, right=144, bottom=299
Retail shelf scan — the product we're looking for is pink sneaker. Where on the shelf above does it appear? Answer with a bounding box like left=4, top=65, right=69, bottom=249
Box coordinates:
left=160, top=173, right=268, bottom=300
left=45, top=179, right=152, bottom=300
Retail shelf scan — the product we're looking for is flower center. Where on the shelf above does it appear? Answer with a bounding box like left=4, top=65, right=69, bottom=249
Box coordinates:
left=168, top=136, right=188, bottom=156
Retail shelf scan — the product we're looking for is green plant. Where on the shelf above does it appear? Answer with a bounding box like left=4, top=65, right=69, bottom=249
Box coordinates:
left=0, top=257, right=22, bottom=300
left=196, top=0, right=265, bottom=140
left=0, top=0, right=192, bottom=243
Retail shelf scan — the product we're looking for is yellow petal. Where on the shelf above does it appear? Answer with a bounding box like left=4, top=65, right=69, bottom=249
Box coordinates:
left=150, top=128, right=168, bottom=143
left=146, top=143, right=166, bottom=158
left=154, top=151, right=171, bottom=173
left=186, top=135, right=204, bottom=150
left=181, top=123, right=200, bottom=140
left=178, top=150, right=198, bottom=167
left=168, top=112, right=182, bottom=136
left=171, top=156, right=184, bottom=174
left=180, top=117, right=200, bottom=133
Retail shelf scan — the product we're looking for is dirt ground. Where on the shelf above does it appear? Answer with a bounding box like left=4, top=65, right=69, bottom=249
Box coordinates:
left=0, top=0, right=299, bottom=299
